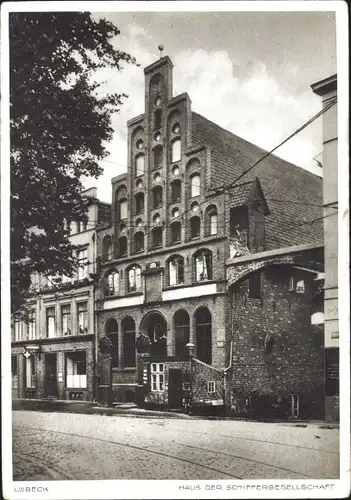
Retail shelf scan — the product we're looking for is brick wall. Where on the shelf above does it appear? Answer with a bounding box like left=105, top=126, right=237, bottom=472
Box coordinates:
left=228, top=266, right=324, bottom=419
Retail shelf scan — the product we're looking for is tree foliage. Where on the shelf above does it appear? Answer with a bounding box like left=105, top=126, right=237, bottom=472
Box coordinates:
left=10, top=12, right=136, bottom=318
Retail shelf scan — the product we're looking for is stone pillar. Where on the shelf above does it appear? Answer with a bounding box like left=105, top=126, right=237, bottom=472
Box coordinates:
left=97, top=337, right=113, bottom=407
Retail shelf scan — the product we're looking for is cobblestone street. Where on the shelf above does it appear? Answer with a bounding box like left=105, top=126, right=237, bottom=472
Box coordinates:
left=12, top=411, right=339, bottom=480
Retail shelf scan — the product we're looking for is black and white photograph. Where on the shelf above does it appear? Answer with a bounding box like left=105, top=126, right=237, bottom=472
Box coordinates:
left=1, top=1, right=349, bottom=499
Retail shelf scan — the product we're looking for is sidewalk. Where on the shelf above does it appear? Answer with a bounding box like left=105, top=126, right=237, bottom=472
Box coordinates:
left=12, top=399, right=339, bottom=427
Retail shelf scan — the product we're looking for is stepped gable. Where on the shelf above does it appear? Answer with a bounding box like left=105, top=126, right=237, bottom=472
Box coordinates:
left=191, top=112, right=323, bottom=250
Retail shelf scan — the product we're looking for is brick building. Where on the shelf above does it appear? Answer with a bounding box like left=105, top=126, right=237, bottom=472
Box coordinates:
left=96, top=55, right=325, bottom=418
left=11, top=188, right=110, bottom=402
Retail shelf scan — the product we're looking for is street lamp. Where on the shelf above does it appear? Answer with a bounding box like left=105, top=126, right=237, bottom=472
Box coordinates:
left=186, top=342, right=195, bottom=413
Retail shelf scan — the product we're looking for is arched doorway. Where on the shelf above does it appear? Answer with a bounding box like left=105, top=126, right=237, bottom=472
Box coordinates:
left=174, top=310, right=190, bottom=358
left=105, top=318, right=118, bottom=368
left=141, top=312, right=168, bottom=356
left=195, top=307, right=212, bottom=365
left=121, top=317, right=136, bottom=368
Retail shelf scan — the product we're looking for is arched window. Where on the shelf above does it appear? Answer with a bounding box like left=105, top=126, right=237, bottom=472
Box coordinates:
left=171, top=221, right=181, bottom=244
left=135, top=154, right=145, bottom=177
left=106, top=270, right=119, bottom=296
left=134, top=192, right=144, bottom=215
left=152, top=226, right=163, bottom=248
left=153, top=186, right=163, bottom=209
left=190, top=216, right=201, bottom=239
left=168, top=256, right=184, bottom=286
left=205, top=205, right=218, bottom=236
left=171, top=179, right=181, bottom=203
left=171, top=139, right=181, bottom=163
left=194, top=249, right=212, bottom=282
left=102, top=235, right=113, bottom=262
left=105, top=318, right=118, bottom=368
left=134, top=231, right=144, bottom=253
left=122, top=317, right=136, bottom=368
left=127, top=266, right=142, bottom=293
left=115, top=186, right=128, bottom=221
left=174, top=310, right=190, bottom=359
left=190, top=173, right=201, bottom=198
left=118, top=236, right=127, bottom=257
left=154, top=109, right=162, bottom=130
left=195, top=307, right=212, bottom=365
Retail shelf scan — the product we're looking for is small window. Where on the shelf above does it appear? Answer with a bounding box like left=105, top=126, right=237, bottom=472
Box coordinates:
left=190, top=174, right=201, bottom=198
left=136, top=139, right=144, bottom=150
left=289, top=277, right=305, bottom=294
left=172, top=123, right=180, bottom=134
left=154, top=109, right=162, bottom=130
left=153, top=186, right=163, bottom=209
left=190, top=217, right=201, bottom=239
left=249, top=273, right=261, bottom=299
left=171, top=179, right=181, bottom=203
left=296, top=280, right=305, bottom=294
left=61, top=304, right=72, bottom=336
left=195, top=251, right=212, bottom=282
left=290, top=394, right=299, bottom=418
left=152, top=226, right=163, bottom=248
left=135, top=193, right=144, bottom=215
left=128, top=266, right=142, bottom=293
left=153, top=146, right=163, bottom=169
left=168, top=257, right=184, bottom=286
left=151, top=363, right=165, bottom=392
left=136, top=154, right=145, bottom=177
left=171, top=222, right=181, bottom=244
left=135, top=232, right=144, bottom=253
left=77, top=302, right=88, bottom=334
left=171, top=139, right=181, bottom=163
left=207, top=381, right=216, bottom=393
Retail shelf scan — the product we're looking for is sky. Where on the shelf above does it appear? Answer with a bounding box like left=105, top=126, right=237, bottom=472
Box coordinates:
left=83, top=10, right=336, bottom=203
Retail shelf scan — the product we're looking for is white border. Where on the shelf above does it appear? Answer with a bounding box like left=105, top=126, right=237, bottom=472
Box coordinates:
left=1, top=2, right=349, bottom=499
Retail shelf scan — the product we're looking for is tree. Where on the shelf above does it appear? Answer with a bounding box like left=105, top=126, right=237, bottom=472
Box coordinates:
left=10, top=12, right=136, bottom=318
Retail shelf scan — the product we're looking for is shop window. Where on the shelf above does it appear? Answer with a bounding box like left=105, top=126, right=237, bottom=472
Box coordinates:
left=135, top=154, right=145, bottom=177
left=128, top=266, right=142, bottom=293
left=194, top=250, right=212, bottom=282
left=77, top=302, right=88, bottom=334
left=46, top=307, right=56, bottom=338
left=190, top=216, right=201, bottom=239
left=151, top=363, right=164, bottom=391
left=61, top=304, right=72, bottom=336
left=171, top=139, right=181, bottom=163
left=135, top=192, right=144, bottom=215
left=134, top=232, right=145, bottom=253
left=249, top=273, right=261, bottom=298
left=77, top=249, right=88, bottom=280
left=105, top=318, right=118, bottom=368
left=190, top=174, right=201, bottom=198
left=171, top=221, right=181, bottom=244
left=168, top=256, right=184, bottom=286
left=195, top=307, right=212, bottom=365
left=153, top=186, right=163, bottom=209
left=66, top=352, right=86, bottom=389
left=122, top=317, right=136, bottom=368
left=171, top=179, right=181, bottom=203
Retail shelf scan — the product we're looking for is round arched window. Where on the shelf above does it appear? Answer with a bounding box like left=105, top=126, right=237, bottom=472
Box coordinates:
left=172, top=123, right=180, bottom=134
left=136, top=139, right=144, bottom=150
left=172, top=165, right=180, bottom=176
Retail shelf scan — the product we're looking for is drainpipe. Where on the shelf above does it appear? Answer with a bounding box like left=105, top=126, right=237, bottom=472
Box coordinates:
left=91, top=231, right=98, bottom=402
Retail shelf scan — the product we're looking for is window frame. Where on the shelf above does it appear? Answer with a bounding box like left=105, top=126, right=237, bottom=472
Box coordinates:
left=190, top=173, right=201, bottom=198
left=153, top=186, right=163, bottom=209
left=168, top=256, right=184, bottom=286
left=170, top=221, right=181, bottom=244
left=134, top=192, right=145, bottom=215
left=190, top=216, right=201, bottom=239
left=207, top=381, right=216, bottom=394
left=46, top=307, right=56, bottom=338
left=77, top=302, right=88, bottom=334
left=61, top=304, right=72, bottom=336
left=171, top=138, right=181, bottom=163
left=194, top=250, right=212, bottom=282
left=171, top=179, right=181, bottom=203
left=135, top=153, right=145, bottom=177
left=134, top=231, right=145, bottom=253
left=66, top=351, right=87, bottom=389
left=150, top=362, right=165, bottom=392
left=77, top=248, right=88, bottom=281
left=128, top=266, right=142, bottom=293
left=107, top=271, right=120, bottom=296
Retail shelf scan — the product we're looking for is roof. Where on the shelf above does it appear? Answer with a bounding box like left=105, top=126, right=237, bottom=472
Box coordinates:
left=191, top=112, right=323, bottom=250
left=311, top=74, right=337, bottom=96
left=228, top=181, right=254, bottom=207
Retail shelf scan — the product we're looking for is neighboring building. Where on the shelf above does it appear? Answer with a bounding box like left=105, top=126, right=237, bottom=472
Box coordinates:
left=11, top=187, right=111, bottom=402
left=311, top=75, right=339, bottom=421
left=96, top=55, right=325, bottom=418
